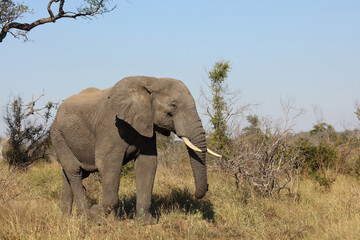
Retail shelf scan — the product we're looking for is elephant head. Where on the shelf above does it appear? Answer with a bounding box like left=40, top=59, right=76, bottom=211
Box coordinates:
left=108, top=76, right=220, bottom=199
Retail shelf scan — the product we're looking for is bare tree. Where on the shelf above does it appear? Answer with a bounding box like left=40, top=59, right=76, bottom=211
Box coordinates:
left=0, top=0, right=115, bottom=43
left=229, top=97, right=305, bottom=198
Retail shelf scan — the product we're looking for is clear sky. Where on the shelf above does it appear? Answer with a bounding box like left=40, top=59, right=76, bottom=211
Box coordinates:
left=1, top=0, right=359, bottom=135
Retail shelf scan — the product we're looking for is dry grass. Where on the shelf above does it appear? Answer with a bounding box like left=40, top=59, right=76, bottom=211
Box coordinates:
left=1, top=159, right=360, bottom=239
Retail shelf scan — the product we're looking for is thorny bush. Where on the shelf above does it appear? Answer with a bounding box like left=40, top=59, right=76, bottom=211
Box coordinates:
left=229, top=131, right=303, bottom=198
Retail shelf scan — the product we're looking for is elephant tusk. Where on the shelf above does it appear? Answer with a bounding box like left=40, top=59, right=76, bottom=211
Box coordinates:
left=207, top=148, right=222, bottom=158
left=181, top=137, right=222, bottom=158
left=181, top=137, right=202, bottom=152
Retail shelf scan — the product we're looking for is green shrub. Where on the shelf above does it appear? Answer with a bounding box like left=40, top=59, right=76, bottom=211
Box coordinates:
left=354, top=155, right=360, bottom=176
left=299, top=139, right=338, bottom=173
left=3, top=95, right=58, bottom=169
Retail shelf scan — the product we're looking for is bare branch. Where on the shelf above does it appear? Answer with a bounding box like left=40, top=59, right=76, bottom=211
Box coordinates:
left=312, top=104, right=324, bottom=124
left=47, top=0, right=56, bottom=19
left=0, top=0, right=116, bottom=43
left=21, top=92, right=46, bottom=120
left=227, top=98, right=304, bottom=198
left=59, top=0, right=65, bottom=15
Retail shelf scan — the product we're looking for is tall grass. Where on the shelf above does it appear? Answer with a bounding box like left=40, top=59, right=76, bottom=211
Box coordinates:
left=1, top=159, right=360, bottom=239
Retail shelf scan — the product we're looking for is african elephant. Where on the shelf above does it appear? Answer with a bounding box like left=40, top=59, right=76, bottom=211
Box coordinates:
left=50, top=76, right=220, bottom=224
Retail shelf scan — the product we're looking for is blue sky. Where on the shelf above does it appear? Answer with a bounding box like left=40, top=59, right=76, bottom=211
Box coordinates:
left=1, top=0, right=359, bottom=135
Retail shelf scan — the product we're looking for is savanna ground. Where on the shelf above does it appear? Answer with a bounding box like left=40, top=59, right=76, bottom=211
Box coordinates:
left=1, top=150, right=360, bottom=240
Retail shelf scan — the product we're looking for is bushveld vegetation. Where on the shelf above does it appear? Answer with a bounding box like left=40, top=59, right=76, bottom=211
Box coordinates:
left=1, top=134, right=360, bottom=239
left=2, top=94, right=58, bottom=169
left=1, top=63, right=360, bottom=239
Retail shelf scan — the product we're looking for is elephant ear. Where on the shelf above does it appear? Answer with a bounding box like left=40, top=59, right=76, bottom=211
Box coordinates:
left=108, top=77, right=154, bottom=138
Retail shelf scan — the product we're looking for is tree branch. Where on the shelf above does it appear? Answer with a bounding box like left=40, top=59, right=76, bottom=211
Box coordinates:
left=47, top=0, right=56, bottom=19
left=0, top=0, right=115, bottom=43
left=59, top=0, right=65, bottom=15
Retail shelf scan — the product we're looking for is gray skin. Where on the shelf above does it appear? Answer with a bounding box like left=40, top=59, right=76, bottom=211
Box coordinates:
left=50, top=76, right=208, bottom=224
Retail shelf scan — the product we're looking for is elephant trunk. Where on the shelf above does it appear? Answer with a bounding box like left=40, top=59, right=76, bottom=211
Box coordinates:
left=174, top=107, right=209, bottom=199
left=186, top=121, right=208, bottom=199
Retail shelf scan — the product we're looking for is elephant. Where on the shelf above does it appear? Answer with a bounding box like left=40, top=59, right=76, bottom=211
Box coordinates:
left=50, top=76, right=221, bottom=224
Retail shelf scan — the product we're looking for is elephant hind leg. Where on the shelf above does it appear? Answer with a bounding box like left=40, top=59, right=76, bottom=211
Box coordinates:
left=60, top=169, right=91, bottom=215
left=59, top=169, right=73, bottom=215
left=52, top=133, right=89, bottom=215
left=62, top=167, right=90, bottom=216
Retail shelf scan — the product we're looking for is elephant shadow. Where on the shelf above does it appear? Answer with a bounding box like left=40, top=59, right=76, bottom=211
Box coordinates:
left=116, top=187, right=215, bottom=222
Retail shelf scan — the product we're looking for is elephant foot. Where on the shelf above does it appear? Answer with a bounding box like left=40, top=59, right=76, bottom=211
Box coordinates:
left=90, top=204, right=104, bottom=218
left=89, top=204, right=107, bottom=225
left=59, top=203, right=72, bottom=216
left=136, top=209, right=157, bottom=225
left=90, top=203, right=120, bottom=222
left=71, top=205, right=91, bottom=220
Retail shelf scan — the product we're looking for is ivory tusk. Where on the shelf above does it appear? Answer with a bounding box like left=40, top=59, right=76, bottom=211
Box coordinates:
left=207, top=148, right=222, bottom=158
left=181, top=137, right=202, bottom=152
left=181, top=137, right=222, bottom=158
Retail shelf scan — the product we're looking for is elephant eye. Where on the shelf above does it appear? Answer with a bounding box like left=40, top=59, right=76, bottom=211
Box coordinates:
left=169, top=101, right=177, bottom=108
left=168, top=101, right=177, bottom=115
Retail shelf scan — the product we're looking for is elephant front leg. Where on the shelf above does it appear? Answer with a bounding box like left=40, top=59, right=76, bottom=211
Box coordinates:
left=135, top=154, right=158, bottom=225
left=99, top=167, right=121, bottom=217
left=90, top=166, right=121, bottom=220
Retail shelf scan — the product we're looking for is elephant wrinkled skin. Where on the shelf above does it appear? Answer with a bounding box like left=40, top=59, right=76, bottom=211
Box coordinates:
left=50, top=76, right=213, bottom=224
